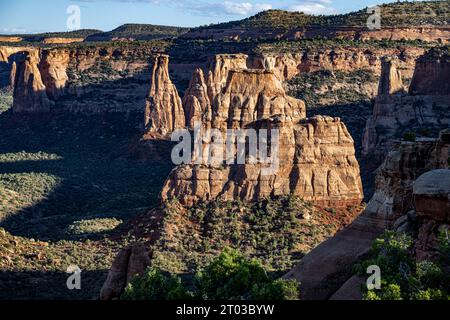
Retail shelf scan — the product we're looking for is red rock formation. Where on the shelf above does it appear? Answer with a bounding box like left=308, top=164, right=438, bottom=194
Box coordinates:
left=184, top=26, right=450, bottom=43
left=377, top=56, right=404, bottom=96
left=182, top=68, right=212, bottom=130
left=409, top=48, right=450, bottom=95
left=160, top=53, right=363, bottom=207
left=144, top=54, right=185, bottom=137
left=363, top=48, right=450, bottom=159
left=285, top=134, right=449, bottom=299
left=413, top=169, right=450, bottom=222
left=162, top=115, right=363, bottom=207
left=99, top=243, right=152, bottom=300
left=12, top=50, right=53, bottom=112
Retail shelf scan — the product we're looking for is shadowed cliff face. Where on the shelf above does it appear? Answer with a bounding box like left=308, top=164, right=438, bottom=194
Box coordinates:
left=362, top=48, right=450, bottom=160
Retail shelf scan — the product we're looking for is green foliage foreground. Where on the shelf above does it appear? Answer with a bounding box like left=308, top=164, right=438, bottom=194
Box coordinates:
left=355, top=231, right=450, bottom=300
left=122, top=248, right=300, bottom=300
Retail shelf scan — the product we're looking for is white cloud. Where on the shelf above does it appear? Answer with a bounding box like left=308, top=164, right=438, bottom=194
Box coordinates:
left=0, top=27, right=27, bottom=35
left=289, top=1, right=336, bottom=15
left=74, top=0, right=273, bottom=17
left=223, top=2, right=273, bottom=15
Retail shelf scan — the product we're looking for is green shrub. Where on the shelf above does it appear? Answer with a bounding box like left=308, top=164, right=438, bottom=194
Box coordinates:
left=122, top=267, right=192, bottom=300
left=356, top=231, right=450, bottom=300
left=122, top=248, right=300, bottom=300
left=403, top=132, right=416, bottom=142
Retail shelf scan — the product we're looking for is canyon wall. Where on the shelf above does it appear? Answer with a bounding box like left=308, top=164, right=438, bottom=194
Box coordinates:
left=4, top=45, right=157, bottom=113
left=183, top=26, right=450, bottom=43
left=285, top=131, right=450, bottom=299
left=251, top=46, right=424, bottom=82
left=156, top=54, right=363, bottom=207
left=362, top=48, right=450, bottom=159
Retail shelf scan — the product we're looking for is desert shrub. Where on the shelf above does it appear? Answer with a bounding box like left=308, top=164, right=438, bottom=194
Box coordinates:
left=403, top=131, right=416, bottom=142
left=195, top=248, right=299, bottom=300
left=0, top=88, right=13, bottom=114
left=355, top=231, right=450, bottom=300
left=122, top=267, right=192, bottom=300
left=122, top=248, right=300, bottom=300
left=67, top=218, right=122, bottom=236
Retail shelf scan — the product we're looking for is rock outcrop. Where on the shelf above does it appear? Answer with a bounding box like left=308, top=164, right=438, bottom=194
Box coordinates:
left=99, top=243, right=152, bottom=300
left=285, top=133, right=450, bottom=299
left=12, top=50, right=53, bottom=112
left=184, top=26, right=450, bottom=43
left=409, top=48, right=450, bottom=95
left=377, top=56, right=404, bottom=96
left=413, top=169, right=450, bottom=222
left=362, top=48, right=450, bottom=159
left=39, top=49, right=70, bottom=99
left=3, top=44, right=161, bottom=113
left=41, top=37, right=84, bottom=44
left=160, top=54, right=362, bottom=207
left=250, top=46, right=424, bottom=82
left=162, top=115, right=362, bottom=207
left=144, top=54, right=185, bottom=137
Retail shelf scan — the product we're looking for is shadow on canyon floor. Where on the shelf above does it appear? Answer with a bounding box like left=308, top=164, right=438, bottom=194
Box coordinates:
left=0, top=269, right=109, bottom=300
left=0, top=111, right=174, bottom=242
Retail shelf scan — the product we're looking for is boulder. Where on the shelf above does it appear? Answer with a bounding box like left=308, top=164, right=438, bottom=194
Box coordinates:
left=413, top=169, right=450, bottom=221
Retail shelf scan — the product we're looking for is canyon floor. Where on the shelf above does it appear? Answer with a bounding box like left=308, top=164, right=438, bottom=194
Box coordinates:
left=0, top=108, right=175, bottom=299
left=0, top=96, right=368, bottom=299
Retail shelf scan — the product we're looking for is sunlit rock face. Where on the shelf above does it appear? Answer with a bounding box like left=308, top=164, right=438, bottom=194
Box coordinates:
left=12, top=50, right=53, bottom=113
left=154, top=53, right=362, bottom=207
left=285, top=132, right=449, bottom=300
left=144, top=53, right=185, bottom=138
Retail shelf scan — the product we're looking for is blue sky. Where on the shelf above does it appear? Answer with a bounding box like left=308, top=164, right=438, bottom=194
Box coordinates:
left=0, top=0, right=404, bottom=34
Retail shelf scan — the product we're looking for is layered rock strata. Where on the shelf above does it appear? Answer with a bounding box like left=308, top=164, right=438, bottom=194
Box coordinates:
left=154, top=52, right=363, bottom=206
left=284, top=134, right=450, bottom=299
left=184, top=26, right=450, bottom=43
left=5, top=45, right=158, bottom=113
left=144, top=54, right=185, bottom=137
left=12, top=50, right=53, bottom=112
left=363, top=48, right=450, bottom=159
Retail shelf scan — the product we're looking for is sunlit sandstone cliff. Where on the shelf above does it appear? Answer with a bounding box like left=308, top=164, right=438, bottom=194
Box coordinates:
left=143, top=53, right=363, bottom=207
left=285, top=131, right=450, bottom=300
left=5, top=45, right=157, bottom=113
left=144, top=53, right=185, bottom=137
left=184, top=26, right=450, bottom=43
left=2, top=44, right=425, bottom=113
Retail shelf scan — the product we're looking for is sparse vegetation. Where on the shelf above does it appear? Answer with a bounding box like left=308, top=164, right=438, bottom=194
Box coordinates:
left=403, top=131, right=416, bottom=142
left=122, top=248, right=300, bottom=300
left=0, top=113, right=174, bottom=299
left=85, top=24, right=189, bottom=42
left=195, top=1, right=450, bottom=32
left=0, top=88, right=13, bottom=114
left=355, top=231, right=450, bottom=300
left=150, top=196, right=360, bottom=275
